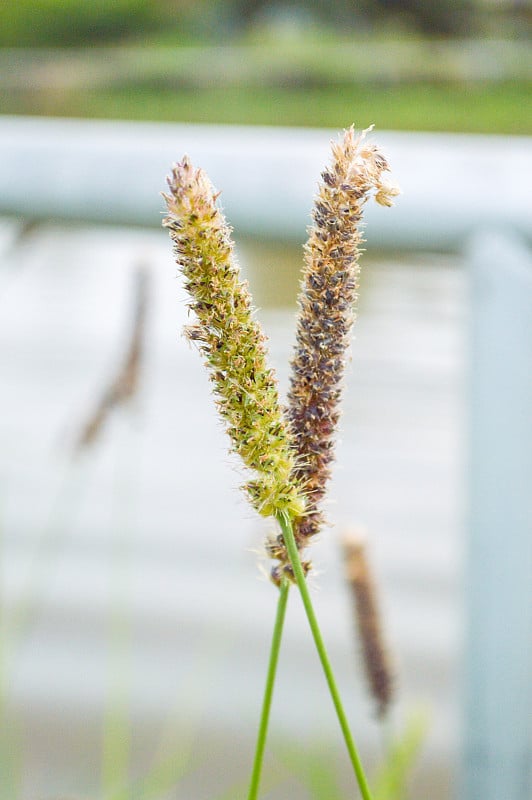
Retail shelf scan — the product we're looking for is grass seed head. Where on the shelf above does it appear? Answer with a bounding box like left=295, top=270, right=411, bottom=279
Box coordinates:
left=163, top=157, right=306, bottom=521
left=343, top=529, right=395, bottom=719
left=285, top=126, right=399, bottom=551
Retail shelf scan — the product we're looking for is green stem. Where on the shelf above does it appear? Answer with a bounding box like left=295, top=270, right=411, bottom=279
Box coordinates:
left=276, top=511, right=373, bottom=800
left=247, top=577, right=290, bottom=800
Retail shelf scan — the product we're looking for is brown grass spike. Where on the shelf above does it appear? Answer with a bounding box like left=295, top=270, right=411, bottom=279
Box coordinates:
left=343, top=529, right=395, bottom=719
left=275, top=125, right=398, bottom=576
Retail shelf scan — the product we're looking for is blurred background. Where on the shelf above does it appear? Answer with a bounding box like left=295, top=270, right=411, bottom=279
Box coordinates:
left=1, top=0, right=531, bottom=131
left=0, top=2, right=531, bottom=799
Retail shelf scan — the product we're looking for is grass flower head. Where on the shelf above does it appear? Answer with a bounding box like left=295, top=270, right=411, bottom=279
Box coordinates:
left=287, top=125, right=399, bottom=547
left=163, top=157, right=306, bottom=520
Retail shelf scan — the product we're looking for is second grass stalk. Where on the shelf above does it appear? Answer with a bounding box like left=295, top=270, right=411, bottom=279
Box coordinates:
left=277, top=511, right=373, bottom=800
left=247, top=578, right=290, bottom=800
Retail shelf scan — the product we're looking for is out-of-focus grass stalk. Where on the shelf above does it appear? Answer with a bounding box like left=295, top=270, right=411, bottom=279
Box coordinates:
left=101, top=427, right=139, bottom=800
left=0, top=461, right=90, bottom=799
left=75, top=264, right=150, bottom=452
left=0, top=499, right=22, bottom=800
left=276, top=737, right=344, bottom=800
left=373, top=710, right=428, bottom=800
left=129, top=621, right=235, bottom=800
left=3, top=460, right=90, bottom=643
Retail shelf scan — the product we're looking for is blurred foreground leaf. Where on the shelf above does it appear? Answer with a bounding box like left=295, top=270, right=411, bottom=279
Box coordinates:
left=373, top=710, right=428, bottom=800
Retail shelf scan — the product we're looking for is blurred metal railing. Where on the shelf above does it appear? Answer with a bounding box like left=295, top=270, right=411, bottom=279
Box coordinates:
left=462, top=229, right=532, bottom=800
left=0, top=116, right=531, bottom=251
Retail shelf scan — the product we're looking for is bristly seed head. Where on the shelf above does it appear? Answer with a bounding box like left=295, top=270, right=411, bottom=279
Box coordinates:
left=163, top=157, right=306, bottom=520
left=270, top=125, right=398, bottom=576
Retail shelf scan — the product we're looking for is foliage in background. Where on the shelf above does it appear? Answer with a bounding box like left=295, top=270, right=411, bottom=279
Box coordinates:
left=2, top=78, right=530, bottom=135
left=1, top=0, right=531, bottom=47
left=1, top=0, right=163, bottom=47
left=1, top=24, right=531, bottom=133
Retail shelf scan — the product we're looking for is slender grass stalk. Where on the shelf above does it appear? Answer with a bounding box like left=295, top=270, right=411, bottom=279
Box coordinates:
left=276, top=511, right=373, bottom=800
left=247, top=577, right=290, bottom=800
left=75, top=264, right=150, bottom=451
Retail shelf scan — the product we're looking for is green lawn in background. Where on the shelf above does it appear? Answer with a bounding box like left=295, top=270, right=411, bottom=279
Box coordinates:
left=4, top=80, right=530, bottom=134
left=2, top=36, right=530, bottom=133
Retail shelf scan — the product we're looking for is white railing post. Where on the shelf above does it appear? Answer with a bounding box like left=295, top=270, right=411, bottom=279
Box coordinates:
left=462, top=229, right=532, bottom=798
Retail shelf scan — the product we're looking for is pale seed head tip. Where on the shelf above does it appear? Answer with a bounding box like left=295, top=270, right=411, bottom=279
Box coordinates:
left=374, top=180, right=401, bottom=207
